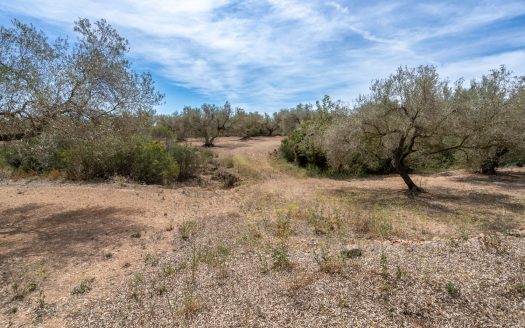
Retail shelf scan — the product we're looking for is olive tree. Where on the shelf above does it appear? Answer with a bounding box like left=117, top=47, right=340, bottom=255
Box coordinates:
left=452, top=66, right=525, bottom=174
left=325, top=66, right=456, bottom=192
left=0, top=18, right=163, bottom=142
left=183, top=102, right=232, bottom=147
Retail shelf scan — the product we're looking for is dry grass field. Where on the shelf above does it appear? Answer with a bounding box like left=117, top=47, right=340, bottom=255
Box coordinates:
left=1, top=137, right=525, bottom=327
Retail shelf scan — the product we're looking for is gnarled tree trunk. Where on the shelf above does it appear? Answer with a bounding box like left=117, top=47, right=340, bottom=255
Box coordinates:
left=391, top=156, right=423, bottom=193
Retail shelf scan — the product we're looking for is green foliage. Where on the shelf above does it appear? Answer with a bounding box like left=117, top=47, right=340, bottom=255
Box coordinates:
left=444, top=282, right=460, bottom=298
left=272, top=245, right=293, bottom=271
left=71, top=278, right=94, bottom=295
left=129, top=141, right=180, bottom=184
left=168, top=144, right=204, bottom=180
left=3, top=134, right=209, bottom=185
left=280, top=120, right=328, bottom=169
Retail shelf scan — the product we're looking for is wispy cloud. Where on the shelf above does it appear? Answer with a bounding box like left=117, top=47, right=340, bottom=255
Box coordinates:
left=1, top=0, right=524, bottom=112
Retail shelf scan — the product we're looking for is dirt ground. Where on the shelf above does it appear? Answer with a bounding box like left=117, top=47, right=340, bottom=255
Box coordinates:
left=1, top=137, right=525, bottom=327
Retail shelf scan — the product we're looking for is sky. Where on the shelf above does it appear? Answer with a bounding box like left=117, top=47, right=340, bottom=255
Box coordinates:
left=1, top=0, right=525, bottom=114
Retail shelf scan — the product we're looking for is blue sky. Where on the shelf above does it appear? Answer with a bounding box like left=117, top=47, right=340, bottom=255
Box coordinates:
left=1, top=1, right=524, bottom=114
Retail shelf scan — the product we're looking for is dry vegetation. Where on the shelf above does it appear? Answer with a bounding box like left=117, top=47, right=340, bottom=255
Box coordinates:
left=1, top=137, right=525, bottom=327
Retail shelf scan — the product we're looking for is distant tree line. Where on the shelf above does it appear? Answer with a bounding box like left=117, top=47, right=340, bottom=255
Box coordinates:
left=150, top=101, right=326, bottom=147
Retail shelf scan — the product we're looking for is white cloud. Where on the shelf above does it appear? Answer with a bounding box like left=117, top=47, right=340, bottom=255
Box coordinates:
left=1, top=0, right=524, bottom=111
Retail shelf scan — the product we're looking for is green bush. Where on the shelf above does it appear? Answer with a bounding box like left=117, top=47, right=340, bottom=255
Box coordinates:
left=168, top=144, right=203, bottom=180
left=279, top=120, right=327, bottom=169
left=2, top=135, right=207, bottom=185
left=130, top=141, right=179, bottom=184
left=61, top=139, right=180, bottom=184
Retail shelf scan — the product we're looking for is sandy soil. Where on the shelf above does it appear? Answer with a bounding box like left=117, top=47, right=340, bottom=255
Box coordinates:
left=1, top=136, right=524, bottom=327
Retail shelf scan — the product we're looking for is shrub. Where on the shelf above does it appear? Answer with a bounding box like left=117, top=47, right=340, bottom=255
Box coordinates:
left=272, top=245, right=293, bottom=271
left=280, top=120, right=327, bottom=169
left=4, top=135, right=194, bottom=185
left=168, top=144, right=204, bottom=180
left=129, top=141, right=179, bottom=184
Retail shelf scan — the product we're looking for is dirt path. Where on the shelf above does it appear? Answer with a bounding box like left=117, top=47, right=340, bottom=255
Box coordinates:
left=1, top=136, right=525, bottom=327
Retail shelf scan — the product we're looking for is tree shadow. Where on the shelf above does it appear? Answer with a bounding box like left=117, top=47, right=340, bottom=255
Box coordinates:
left=451, top=171, right=525, bottom=190
left=0, top=204, right=145, bottom=268
left=326, top=186, right=524, bottom=231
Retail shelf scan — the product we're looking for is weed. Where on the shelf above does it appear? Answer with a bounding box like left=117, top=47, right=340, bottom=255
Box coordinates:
left=272, top=245, right=293, bottom=271
left=380, top=252, right=389, bottom=279
left=515, top=282, right=525, bottom=294
left=257, top=252, right=271, bottom=274
left=242, top=223, right=263, bottom=249
left=27, top=282, right=38, bottom=292
left=34, top=290, right=46, bottom=324
left=179, top=220, right=198, bottom=240
left=72, top=278, right=94, bottom=295
left=144, top=253, right=160, bottom=266
left=307, top=205, right=343, bottom=236
left=337, top=298, right=350, bottom=308
left=273, top=206, right=299, bottom=239
left=156, top=285, right=167, bottom=296
left=163, top=264, right=176, bottom=277
left=275, top=215, right=293, bottom=239
left=444, top=282, right=460, bottom=298
left=104, top=252, right=113, bottom=259
left=314, top=248, right=345, bottom=274
left=179, top=291, right=202, bottom=319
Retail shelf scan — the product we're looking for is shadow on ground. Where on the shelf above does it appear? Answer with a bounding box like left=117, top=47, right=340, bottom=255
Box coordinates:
left=0, top=204, right=145, bottom=267
left=451, top=171, right=525, bottom=190
left=326, top=186, right=523, bottom=232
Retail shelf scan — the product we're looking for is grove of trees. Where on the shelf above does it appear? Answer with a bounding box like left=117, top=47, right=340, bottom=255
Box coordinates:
left=284, top=66, right=525, bottom=192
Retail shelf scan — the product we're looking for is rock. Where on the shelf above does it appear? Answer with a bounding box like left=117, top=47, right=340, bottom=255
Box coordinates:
left=507, top=229, right=525, bottom=237
left=341, top=245, right=362, bottom=258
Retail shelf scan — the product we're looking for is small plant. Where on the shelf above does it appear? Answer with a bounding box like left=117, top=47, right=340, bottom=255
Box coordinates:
left=380, top=252, right=389, bottom=279
left=166, top=224, right=174, bottom=231
left=122, top=262, right=131, bottom=268
left=72, top=278, right=94, bottom=295
left=179, top=291, right=202, bottom=319
left=37, top=290, right=45, bottom=308
left=315, top=248, right=344, bottom=274
left=10, top=307, right=18, bottom=314
left=274, top=214, right=293, bottom=239
left=144, top=253, right=160, bottom=266
left=163, top=264, right=176, bottom=277
left=34, top=290, right=46, bottom=324
left=27, top=282, right=38, bottom=292
left=515, top=282, right=525, bottom=294
left=337, top=298, right=350, bottom=308
left=131, top=232, right=141, bottom=238
left=156, top=285, right=167, bottom=296
left=179, top=220, right=198, bottom=240
left=272, top=245, right=293, bottom=271
left=104, top=252, right=113, bottom=259
left=444, top=282, right=460, bottom=298
left=257, top=252, right=271, bottom=274
left=308, top=207, right=342, bottom=236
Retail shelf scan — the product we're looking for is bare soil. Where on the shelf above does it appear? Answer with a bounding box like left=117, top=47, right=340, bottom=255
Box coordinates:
left=1, top=136, right=524, bottom=327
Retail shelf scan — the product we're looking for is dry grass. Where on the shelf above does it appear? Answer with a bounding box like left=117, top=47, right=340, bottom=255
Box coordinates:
left=1, top=137, right=525, bottom=327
